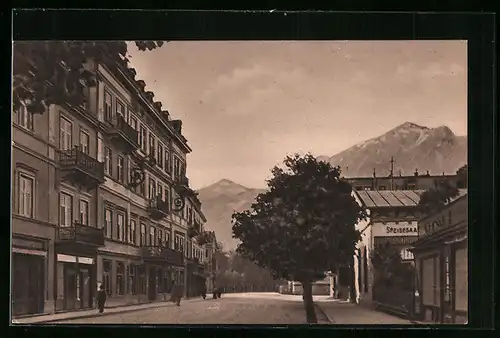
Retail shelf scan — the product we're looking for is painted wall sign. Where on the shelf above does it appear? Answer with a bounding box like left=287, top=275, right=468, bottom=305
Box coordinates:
left=419, top=196, right=467, bottom=237
left=372, top=222, right=418, bottom=237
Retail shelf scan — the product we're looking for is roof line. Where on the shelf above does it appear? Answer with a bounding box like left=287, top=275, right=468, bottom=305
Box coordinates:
left=402, top=190, right=419, bottom=204
left=390, top=191, right=407, bottom=207
left=376, top=190, right=392, bottom=208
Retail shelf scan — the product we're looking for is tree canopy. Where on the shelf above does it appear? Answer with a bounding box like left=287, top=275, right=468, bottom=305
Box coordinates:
left=231, top=153, right=366, bottom=322
left=417, top=178, right=460, bottom=215
left=12, top=41, right=164, bottom=115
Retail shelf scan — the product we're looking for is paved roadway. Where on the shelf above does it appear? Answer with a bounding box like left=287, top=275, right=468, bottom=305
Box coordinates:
left=51, top=293, right=314, bottom=325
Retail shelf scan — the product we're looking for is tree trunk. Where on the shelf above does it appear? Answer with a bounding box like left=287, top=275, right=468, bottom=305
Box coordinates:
left=301, top=280, right=317, bottom=324
left=349, top=256, right=357, bottom=304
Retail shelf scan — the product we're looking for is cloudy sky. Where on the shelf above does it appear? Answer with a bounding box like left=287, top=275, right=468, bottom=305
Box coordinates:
left=127, top=40, right=467, bottom=190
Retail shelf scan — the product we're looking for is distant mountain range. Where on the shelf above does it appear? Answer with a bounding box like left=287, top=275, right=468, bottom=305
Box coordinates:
left=198, top=122, right=467, bottom=250
left=318, top=122, right=467, bottom=177
left=197, top=179, right=265, bottom=251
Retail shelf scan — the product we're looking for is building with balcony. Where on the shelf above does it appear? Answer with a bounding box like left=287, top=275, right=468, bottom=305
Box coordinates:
left=11, top=45, right=213, bottom=317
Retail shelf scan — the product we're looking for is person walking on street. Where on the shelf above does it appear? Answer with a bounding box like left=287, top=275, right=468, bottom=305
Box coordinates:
left=201, top=281, right=207, bottom=300
left=170, top=281, right=183, bottom=307
left=97, top=284, right=106, bottom=313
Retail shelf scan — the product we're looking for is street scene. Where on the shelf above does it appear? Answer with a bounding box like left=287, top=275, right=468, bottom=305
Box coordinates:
left=12, top=40, right=467, bottom=325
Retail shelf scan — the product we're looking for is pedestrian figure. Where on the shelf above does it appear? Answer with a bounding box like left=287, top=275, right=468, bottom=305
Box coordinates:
left=97, top=284, right=106, bottom=313
left=170, top=281, right=183, bottom=306
left=201, top=282, right=207, bottom=300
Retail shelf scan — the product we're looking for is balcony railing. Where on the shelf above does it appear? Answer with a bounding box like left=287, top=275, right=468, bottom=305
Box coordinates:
left=57, top=222, right=105, bottom=247
left=147, top=196, right=170, bottom=220
left=59, top=148, right=105, bottom=185
left=141, top=245, right=184, bottom=266
left=106, top=115, right=139, bottom=152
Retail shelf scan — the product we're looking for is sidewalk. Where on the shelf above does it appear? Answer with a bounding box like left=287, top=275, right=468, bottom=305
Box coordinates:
left=315, top=301, right=413, bottom=325
left=12, top=295, right=213, bottom=325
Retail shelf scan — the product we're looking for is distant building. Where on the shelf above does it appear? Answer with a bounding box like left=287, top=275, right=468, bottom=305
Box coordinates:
left=352, top=189, right=424, bottom=315
left=345, top=157, right=466, bottom=191
left=411, top=190, right=468, bottom=324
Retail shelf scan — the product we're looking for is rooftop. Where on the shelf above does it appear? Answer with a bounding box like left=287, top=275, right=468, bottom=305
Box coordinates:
left=355, top=190, right=425, bottom=208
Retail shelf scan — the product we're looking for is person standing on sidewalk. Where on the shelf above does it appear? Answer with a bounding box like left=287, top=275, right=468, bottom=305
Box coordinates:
left=201, top=281, right=207, bottom=300
left=97, top=285, right=107, bottom=313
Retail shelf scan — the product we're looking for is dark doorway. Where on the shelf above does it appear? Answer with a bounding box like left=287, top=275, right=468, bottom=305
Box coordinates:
left=12, top=253, right=45, bottom=316
left=64, top=266, right=77, bottom=310
left=148, top=267, right=157, bottom=301
left=79, top=267, right=91, bottom=309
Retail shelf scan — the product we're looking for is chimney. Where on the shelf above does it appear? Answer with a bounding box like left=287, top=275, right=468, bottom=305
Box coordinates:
left=128, top=68, right=137, bottom=79
left=136, top=80, right=146, bottom=92
left=171, top=119, right=182, bottom=134
left=154, top=101, right=162, bottom=111
left=426, top=170, right=430, bottom=176
left=145, top=91, right=155, bottom=102
left=372, top=168, right=376, bottom=178
left=161, top=109, right=170, bottom=120
left=399, top=170, right=402, bottom=177
left=414, top=169, right=419, bottom=177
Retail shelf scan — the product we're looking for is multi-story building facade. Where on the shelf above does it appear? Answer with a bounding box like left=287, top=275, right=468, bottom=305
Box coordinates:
left=11, top=49, right=212, bottom=317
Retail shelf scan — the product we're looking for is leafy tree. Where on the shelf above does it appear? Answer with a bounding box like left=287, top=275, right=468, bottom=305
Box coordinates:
left=12, top=41, right=164, bottom=115
left=232, top=154, right=366, bottom=323
left=418, top=178, right=460, bottom=215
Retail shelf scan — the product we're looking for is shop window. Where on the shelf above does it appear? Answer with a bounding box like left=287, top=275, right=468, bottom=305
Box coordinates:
left=163, top=269, right=170, bottom=293
left=138, top=265, right=146, bottom=294
left=454, top=248, right=468, bottom=312
left=103, top=260, right=112, bottom=296
left=116, top=262, right=125, bottom=295
left=128, top=264, right=137, bottom=295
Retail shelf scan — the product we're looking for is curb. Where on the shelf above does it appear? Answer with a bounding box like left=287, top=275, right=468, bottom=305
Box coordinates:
left=17, top=297, right=212, bottom=324
left=314, top=303, right=334, bottom=324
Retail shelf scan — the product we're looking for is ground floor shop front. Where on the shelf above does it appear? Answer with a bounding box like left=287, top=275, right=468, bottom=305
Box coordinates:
left=412, top=232, right=468, bottom=324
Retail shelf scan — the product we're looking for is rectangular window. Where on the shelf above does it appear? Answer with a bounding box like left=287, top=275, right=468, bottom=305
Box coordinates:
left=139, top=180, right=145, bottom=196
left=104, top=147, right=112, bottom=176
left=59, top=117, right=72, bottom=150
left=104, top=208, right=113, bottom=238
left=79, top=130, right=90, bottom=154
left=157, top=144, right=164, bottom=169
left=165, top=231, right=170, bottom=248
left=116, top=100, right=125, bottom=119
left=117, top=213, right=125, bottom=241
left=157, top=182, right=163, bottom=201
left=116, top=262, right=125, bottom=296
left=129, top=219, right=137, bottom=244
left=129, top=114, right=137, bottom=130
left=128, top=264, right=137, bottom=295
left=149, top=178, right=156, bottom=199
left=165, top=187, right=170, bottom=205
left=148, top=134, right=156, bottom=157
left=15, top=103, right=34, bottom=131
left=140, top=223, right=146, bottom=246
left=117, top=156, right=124, bottom=183
left=104, top=91, right=113, bottom=122
left=164, top=149, right=171, bottom=173
left=59, top=193, right=73, bottom=227
left=18, top=174, right=34, bottom=218
left=149, top=227, right=155, bottom=246
left=103, top=260, right=112, bottom=296
left=79, top=200, right=89, bottom=225
left=138, top=265, right=146, bottom=294
left=158, top=229, right=163, bottom=246
left=139, top=126, right=146, bottom=152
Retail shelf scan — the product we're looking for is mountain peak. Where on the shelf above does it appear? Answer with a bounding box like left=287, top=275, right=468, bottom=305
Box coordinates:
left=396, top=121, right=429, bottom=131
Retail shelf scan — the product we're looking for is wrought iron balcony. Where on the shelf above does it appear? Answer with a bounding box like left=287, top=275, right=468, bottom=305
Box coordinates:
left=59, top=147, right=105, bottom=189
left=57, top=222, right=105, bottom=247
left=106, top=115, right=139, bottom=153
left=147, top=196, right=170, bottom=220
left=141, top=245, right=184, bottom=266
